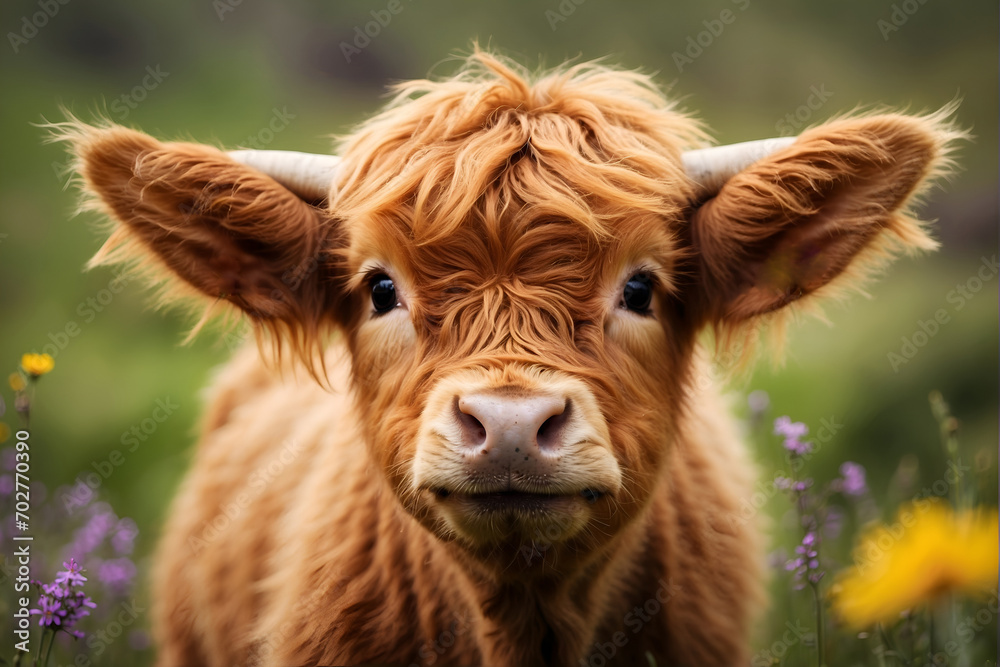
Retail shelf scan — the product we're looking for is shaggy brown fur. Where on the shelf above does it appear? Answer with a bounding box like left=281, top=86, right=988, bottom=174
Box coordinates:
left=54, top=51, right=960, bottom=666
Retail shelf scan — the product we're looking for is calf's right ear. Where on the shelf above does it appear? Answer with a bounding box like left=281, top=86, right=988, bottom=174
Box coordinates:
left=51, top=120, right=346, bottom=366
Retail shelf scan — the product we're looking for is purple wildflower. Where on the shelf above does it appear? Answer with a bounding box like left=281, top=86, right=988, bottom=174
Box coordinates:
left=98, top=558, right=137, bottom=594
left=786, top=530, right=824, bottom=590
left=30, top=559, right=97, bottom=638
left=111, top=518, right=139, bottom=556
left=63, top=589, right=97, bottom=624
left=60, top=479, right=97, bottom=513
left=1, top=447, right=16, bottom=471
left=823, top=505, right=844, bottom=540
left=69, top=503, right=117, bottom=558
left=55, top=558, right=87, bottom=587
left=774, top=416, right=812, bottom=455
left=0, top=474, right=12, bottom=496
left=774, top=416, right=809, bottom=440
left=785, top=438, right=813, bottom=456
left=30, top=596, right=65, bottom=627
left=767, top=547, right=789, bottom=570
left=747, top=390, right=770, bottom=416
left=41, top=581, right=69, bottom=599
left=839, top=461, right=867, bottom=497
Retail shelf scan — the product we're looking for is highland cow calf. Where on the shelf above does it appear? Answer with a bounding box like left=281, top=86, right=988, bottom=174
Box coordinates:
left=58, top=52, right=957, bottom=666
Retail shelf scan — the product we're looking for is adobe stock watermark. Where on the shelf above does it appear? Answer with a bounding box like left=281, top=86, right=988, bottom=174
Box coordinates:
left=340, top=0, right=414, bottom=63
left=69, top=598, right=146, bottom=667
left=851, top=458, right=970, bottom=575
left=936, top=593, right=1000, bottom=661
left=727, top=416, right=845, bottom=530
left=110, top=65, right=170, bottom=121
left=879, top=593, right=1000, bottom=665
left=672, top=0, right=751, bottom=73
left=270, top=238, right=338, bottom=302
left=51, top=158, right=73, bottom=187
left=36, top=270, right=133, bottom=365
left=578, top=578, right=683, bottom=667
left=887, top=255, right=997, bottom=372
left=693, top=319, right=768, bottom=395
left=775, top=85, right=833, bottom=135
left=60, top=397, right=180, bottom=513
left=178, top=189, right=328, bottom=284
left=186, top=438, right=305, bottom=554
left=543, top=0, right=587, bottom=32
left=241, top=107, right=296, bottom=149
left=877, top=0, right=932, bottom=41
left=517, top=514, right=579, bottom=566
left=7, top=0, right=71, bottom=54
left=406, top=610, right=474, bottom=667
left=213, top=0, right=243, bottom=21
left=750, top=619, right=813, bottom=666
left=246, top=573, right=343, bottom=666
left=213, top=239, right=338, bottom=352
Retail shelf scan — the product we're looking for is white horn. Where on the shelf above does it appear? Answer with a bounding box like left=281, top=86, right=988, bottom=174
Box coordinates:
left=683, top=137, right=797, bottom=196
left=228, top=149, right=341, bottom=200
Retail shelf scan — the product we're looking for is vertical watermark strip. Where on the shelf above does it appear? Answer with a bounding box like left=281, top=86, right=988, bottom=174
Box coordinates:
left=11, top=429, right=32, bottom=654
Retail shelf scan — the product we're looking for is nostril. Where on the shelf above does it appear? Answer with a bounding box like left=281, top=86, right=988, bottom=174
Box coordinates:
left=454, top=397, right=488, bottom=448
left=536, top=400, right=570, bottom=451
left=456, top=393, right=571, bottom=455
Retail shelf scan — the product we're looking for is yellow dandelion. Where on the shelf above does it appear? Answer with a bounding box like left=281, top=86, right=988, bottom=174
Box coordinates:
left=8, top=373, right=25, bottom=392
left=830, top=501, right=999, bottom=629
left=20, top=353, right=54, bottom=378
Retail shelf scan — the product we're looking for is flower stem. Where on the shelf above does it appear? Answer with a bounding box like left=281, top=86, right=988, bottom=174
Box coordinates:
left=928, top=604, right=936, bottom=659
left=877, top=622, right=911, bottom=666
left=811, top=580, right=825, bottom=667
left=34, top=627, right=45, bottom=665
left=42, top=628, right=57, bottom=667
left=929, top=391, right=965, bottom=510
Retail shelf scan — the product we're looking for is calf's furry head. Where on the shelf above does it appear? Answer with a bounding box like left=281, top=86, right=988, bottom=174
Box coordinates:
left=52, top=50, right=962, bottom=573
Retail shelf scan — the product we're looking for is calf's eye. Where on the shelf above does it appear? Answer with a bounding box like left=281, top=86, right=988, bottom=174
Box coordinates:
left=370, top=274, right=398, bottom=313
left=622, top=273, right=653, bottom=313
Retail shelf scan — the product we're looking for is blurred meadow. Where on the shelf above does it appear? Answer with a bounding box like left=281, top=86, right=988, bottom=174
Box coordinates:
left=0, top=1, right=996, bottom=665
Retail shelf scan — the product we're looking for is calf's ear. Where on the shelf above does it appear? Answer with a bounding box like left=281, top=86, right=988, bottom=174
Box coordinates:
left=52, top=120, right=345, bottom=369
left=689, top=110, right=963, bottom=326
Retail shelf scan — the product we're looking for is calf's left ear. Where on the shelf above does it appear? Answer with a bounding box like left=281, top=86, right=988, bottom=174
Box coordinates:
left=689, top=111, right=963, bottom=324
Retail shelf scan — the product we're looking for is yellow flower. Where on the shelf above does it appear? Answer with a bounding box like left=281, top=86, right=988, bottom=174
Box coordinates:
left=20, top=353, right=54, bottom=378
left=831, top=501, right=999, bottom=629
left=8, top=373, right=25, bottom=392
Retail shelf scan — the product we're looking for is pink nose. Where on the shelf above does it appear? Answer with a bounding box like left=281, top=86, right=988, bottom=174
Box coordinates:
left=455, top=393, right=570, bottom=466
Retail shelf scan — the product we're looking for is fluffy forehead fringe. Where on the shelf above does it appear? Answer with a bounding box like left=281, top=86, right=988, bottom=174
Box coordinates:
left=331, top=49, right=710, bottom=245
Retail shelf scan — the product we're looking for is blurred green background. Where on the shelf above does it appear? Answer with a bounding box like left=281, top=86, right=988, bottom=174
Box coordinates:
left=0, top=1, right=996, bottom=665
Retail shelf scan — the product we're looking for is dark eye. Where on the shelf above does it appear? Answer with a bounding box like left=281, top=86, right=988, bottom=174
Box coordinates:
left=370, top=274, right=397, bottom=314
left=622, top=273, right=653, bottom=313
